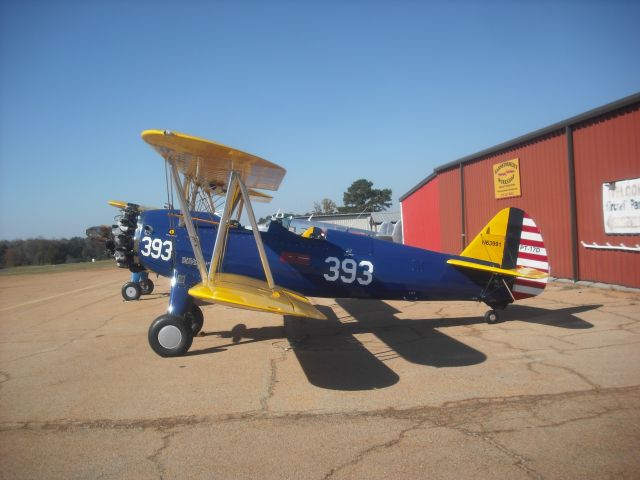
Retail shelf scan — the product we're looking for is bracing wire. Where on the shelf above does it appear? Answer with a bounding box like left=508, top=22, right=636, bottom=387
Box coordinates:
left=164, top=159, right=178, bottom=272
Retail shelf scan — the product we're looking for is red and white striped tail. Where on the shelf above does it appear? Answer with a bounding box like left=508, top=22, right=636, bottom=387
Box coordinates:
left=513, top=214, right=549, bottom=300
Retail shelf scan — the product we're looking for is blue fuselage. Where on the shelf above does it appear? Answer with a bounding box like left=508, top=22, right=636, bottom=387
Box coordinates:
left=136, top=209, right=508, bottom=306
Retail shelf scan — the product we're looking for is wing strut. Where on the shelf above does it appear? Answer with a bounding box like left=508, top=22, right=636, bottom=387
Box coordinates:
left=167, top=161, right=276, bottom=290
left=236, top=174, right=274, bottom=288
left=168, top=160, right=208, bottom=283
left=208, top=171, right=274, bottom=289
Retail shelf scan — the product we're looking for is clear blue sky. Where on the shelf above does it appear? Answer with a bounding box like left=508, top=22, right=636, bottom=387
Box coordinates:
left=1, top=0, right=638, bottom=240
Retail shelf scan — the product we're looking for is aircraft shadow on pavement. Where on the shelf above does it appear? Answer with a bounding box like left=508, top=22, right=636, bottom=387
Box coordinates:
left=137, top=293, right=170, bottom=301
left=188, top=300, right=599, bottom=390
left=501, top=304, right=599, bottom=329
left=288, top=300, right=598, bottom=391
left=188, top=324, right=285, bottom=356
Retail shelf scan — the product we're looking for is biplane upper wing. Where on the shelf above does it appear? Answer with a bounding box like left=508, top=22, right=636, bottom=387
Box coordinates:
left=142, top=129, right=325, bottom=321
left=141, top=129, right=286, bottom=191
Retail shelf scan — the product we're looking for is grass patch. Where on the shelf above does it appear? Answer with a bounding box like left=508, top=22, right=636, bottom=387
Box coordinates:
left=0, top=260, right=116, bottom=276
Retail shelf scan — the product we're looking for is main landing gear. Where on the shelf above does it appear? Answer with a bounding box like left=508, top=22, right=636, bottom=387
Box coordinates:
left=148, top=304, right=203, bottom=357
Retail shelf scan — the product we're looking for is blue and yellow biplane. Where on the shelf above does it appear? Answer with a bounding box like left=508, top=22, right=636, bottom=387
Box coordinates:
left=107, top=130, right=550, bottom=357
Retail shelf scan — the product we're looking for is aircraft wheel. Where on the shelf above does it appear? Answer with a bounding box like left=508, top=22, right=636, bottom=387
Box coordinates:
left=148, top=314, right=193, bottom=357
left=484, top=309, right=499, bottom=324
left=122, top=282, right=141, bottom=301
left=140, top=278, right=155, bottom=295
left=185, top=304, right=204, bottom=336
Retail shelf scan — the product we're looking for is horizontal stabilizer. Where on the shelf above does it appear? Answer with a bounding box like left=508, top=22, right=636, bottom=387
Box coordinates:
left=447, top=258, right=548, bottom=280
left=188, top=273, right=326, bottom=320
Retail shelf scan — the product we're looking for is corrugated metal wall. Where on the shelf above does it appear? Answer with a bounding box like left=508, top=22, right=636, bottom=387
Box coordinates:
left=400, top=95, right=640, bottom=288
left=573, top=106, right=640, bottom=286
left=401, top=176, right=441, bottom=251
left=460, top=132, right=573, bottom=279
left=438, top=168, right=463, bottom=254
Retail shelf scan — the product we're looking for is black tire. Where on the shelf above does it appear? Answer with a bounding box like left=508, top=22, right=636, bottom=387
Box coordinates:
left=140, top=278, right=155, bottom=295
left=185, top=304, right=204, bottom=336
left=484, top=309, right=499, bottom=324
left=121, top=282, right=141, bottom=301
left=148, top=314, right=193, bottom=357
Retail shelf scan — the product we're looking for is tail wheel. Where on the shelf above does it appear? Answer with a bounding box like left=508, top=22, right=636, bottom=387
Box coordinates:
left=484, top=309, right=499, bottom=324
left=121, top=282, right=141, bottom=301
left=148, top=314, right=193, bottom=357
left=185, top=304, right=204, bottom=336
left=140, top=278, right=155, bottom=295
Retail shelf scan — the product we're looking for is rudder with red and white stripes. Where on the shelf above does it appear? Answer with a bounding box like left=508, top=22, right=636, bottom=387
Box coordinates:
left=512, top=214, right=549, bottom=300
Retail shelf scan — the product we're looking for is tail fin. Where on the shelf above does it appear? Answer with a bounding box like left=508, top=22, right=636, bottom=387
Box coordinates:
left=458, top=208, right=549, bottom=299
left=511, top=211, right=550, bottom=299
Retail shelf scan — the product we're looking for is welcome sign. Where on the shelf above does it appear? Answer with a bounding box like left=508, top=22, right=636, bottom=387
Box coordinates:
left=603, top=178, right=640, bottom=234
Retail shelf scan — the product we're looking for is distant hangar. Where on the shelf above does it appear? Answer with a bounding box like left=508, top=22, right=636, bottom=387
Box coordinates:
left=400, top=93, right=640, bottom=288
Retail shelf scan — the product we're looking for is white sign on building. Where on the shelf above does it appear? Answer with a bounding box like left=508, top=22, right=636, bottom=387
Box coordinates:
left=602, top=177, right=640, bottom=234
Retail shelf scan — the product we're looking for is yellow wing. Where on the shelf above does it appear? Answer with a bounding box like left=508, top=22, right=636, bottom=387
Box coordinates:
left=246, top=189, right=273, bottom=203
left=188, top=273, right=326, bottom=320
left=141, top=130, right=286, bottom=191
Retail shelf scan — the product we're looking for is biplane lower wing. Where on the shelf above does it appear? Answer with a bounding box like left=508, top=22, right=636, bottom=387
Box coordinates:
left=189, top=273, right=326, bottom=320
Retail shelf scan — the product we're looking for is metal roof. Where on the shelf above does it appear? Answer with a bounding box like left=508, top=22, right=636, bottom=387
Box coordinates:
left=370, top=211, right=401, bottom=223
left=292, top=213, right=369, bottom=221
left=399, top=92, right=640, bottom=202
left=293, top=212, right=399, bottom=222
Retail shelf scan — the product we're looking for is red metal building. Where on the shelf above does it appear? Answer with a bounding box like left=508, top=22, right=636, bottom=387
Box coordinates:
left=400, top=93, right=640, bottom=288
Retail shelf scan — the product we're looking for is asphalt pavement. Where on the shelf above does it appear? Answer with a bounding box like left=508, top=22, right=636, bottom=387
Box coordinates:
left=1, top=266, right=639, bottom=479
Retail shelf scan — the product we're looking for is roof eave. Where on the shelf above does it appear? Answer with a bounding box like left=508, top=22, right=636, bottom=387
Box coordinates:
left=399, top=92, right=640, bottom=201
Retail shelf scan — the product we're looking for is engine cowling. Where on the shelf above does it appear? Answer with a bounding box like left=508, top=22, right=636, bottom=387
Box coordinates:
left=106, top=204, right=145, bottom=272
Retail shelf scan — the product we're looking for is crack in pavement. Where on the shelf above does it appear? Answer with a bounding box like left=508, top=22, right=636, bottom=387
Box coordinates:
left=526, top=359, right=601, bottom=389
left=452, top=429, right=544, bottom=480
left=3, top=384, right=638, bottom=434
left=4, top=386, right=638, bottom=479
left=0, top=370, right=10, bottom=390
left=260, top=346, right=287, bottom=413
left=146, top=429, right=178, bottom=480
left=4, top=292, right=122, bottom=332
left=321, top=417, right=432, bottom=480
left=4, top=310, right=128, bottom=364
left=0, top=279, right=122, bottom=313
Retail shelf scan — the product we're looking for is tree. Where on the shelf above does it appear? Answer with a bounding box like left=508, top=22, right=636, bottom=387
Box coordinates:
left=312, top=198, right=338, bottom=215
left=339, top=179, right=392, bottom=213
left=0, top=237, right=110, bottom=269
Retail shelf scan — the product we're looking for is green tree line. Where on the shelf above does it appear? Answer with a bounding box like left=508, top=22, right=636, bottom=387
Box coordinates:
left=0, top=237, right=109, bottom=269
